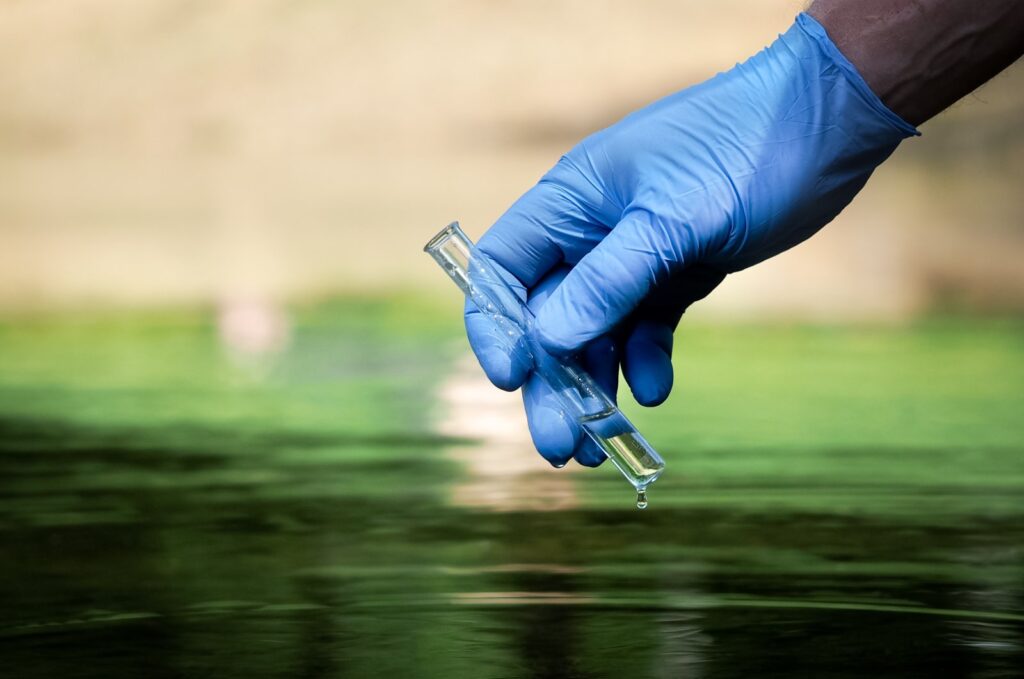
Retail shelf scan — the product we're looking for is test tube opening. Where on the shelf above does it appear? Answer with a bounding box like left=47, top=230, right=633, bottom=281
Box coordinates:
left=424, top=222, right=474, bottom=295
left=423, top=222, right=461, bottom=254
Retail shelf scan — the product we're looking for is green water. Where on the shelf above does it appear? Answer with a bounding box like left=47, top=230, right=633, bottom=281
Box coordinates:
left=1, top=300, right=1022, bottom=677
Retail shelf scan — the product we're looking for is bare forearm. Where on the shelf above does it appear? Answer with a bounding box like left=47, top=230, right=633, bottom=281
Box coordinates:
left=808, top=0, right=1024, bottom=125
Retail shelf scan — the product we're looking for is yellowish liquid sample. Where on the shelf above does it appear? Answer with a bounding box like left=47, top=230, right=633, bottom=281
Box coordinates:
left=579, top=410, right=665, bottom=505
left=593, top=432, right=663, bottom=479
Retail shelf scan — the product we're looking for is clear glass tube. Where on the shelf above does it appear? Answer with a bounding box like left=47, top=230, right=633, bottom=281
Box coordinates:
left=425, top=222, right=665, bottom=498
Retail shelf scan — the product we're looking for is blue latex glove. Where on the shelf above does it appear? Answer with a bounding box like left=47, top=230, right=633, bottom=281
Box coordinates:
left=466, top=13, right=918, bottom=468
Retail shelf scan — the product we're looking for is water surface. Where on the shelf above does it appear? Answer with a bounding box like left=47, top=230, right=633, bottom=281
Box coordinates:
left=1, top=304, right=1022, bottom=677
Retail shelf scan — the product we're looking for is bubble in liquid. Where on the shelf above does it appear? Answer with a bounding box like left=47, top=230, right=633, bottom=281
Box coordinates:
left=636, top=489, right=648, bottom=510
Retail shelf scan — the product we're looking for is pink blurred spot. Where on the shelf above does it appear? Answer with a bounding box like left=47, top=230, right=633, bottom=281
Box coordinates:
left=217, top=297, right=291, bottom=358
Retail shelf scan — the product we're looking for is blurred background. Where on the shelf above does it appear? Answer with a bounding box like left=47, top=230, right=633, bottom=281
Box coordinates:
left=1, top=2, right=1023, bottom=676
left=1, top=0, right=1022, bottom=316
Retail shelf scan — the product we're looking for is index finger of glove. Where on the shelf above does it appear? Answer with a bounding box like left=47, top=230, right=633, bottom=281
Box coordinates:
left=476, top=172, right=604, bottom=290
left=466, top=175, right=602, bottom=390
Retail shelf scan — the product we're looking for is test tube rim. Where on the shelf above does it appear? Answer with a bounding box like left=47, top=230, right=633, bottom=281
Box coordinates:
left=423, top=221, right=462, bottom=254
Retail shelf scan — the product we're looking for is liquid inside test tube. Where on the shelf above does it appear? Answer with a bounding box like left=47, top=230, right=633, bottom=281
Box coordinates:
left=579, top=409, right=663, bottom=491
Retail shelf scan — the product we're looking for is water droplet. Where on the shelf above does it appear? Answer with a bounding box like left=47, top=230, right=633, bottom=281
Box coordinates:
left=554, top=462, right=565, bottom=469
left=635, top=489, right=648, bottom=510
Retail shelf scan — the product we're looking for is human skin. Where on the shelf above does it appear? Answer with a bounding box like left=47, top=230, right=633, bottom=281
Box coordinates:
left=808, top=0, right=1024, bottom=125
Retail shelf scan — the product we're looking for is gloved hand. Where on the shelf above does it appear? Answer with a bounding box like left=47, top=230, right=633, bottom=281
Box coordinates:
left=466, top=13, right=917, bottom=468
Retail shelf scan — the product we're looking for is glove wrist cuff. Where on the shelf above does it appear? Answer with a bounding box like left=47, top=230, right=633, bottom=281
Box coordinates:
left=794, top=12, right=920, bottom=138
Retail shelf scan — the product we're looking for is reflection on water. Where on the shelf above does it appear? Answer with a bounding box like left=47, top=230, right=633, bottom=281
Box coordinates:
left=438, top=354, right=579, bottom=512
left=0, top=310, right=1022, bottom=677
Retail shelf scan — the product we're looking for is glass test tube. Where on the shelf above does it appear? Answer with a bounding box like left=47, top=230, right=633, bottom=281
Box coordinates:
left=424, top=222, right=666, bottom=497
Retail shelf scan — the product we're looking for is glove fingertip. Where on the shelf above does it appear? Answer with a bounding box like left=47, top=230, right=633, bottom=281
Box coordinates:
left=624, top=340, right=674, bottom=407
left=477, top=345, right=529, bottom=392
left=574, top=438, right=607, bottom=468
left=466, top=305, right=531, bottom=390
left=527, top=405, right=579, bottom=467
left=631, top=367, right=673, bottom=406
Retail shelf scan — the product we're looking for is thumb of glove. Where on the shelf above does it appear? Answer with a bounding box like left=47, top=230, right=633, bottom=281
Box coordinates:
left=534, top=212, right=696, bottom=355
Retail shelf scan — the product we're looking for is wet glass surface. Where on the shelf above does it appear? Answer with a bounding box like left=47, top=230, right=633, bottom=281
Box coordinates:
left=1, top=303, right=1022, bottom=677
